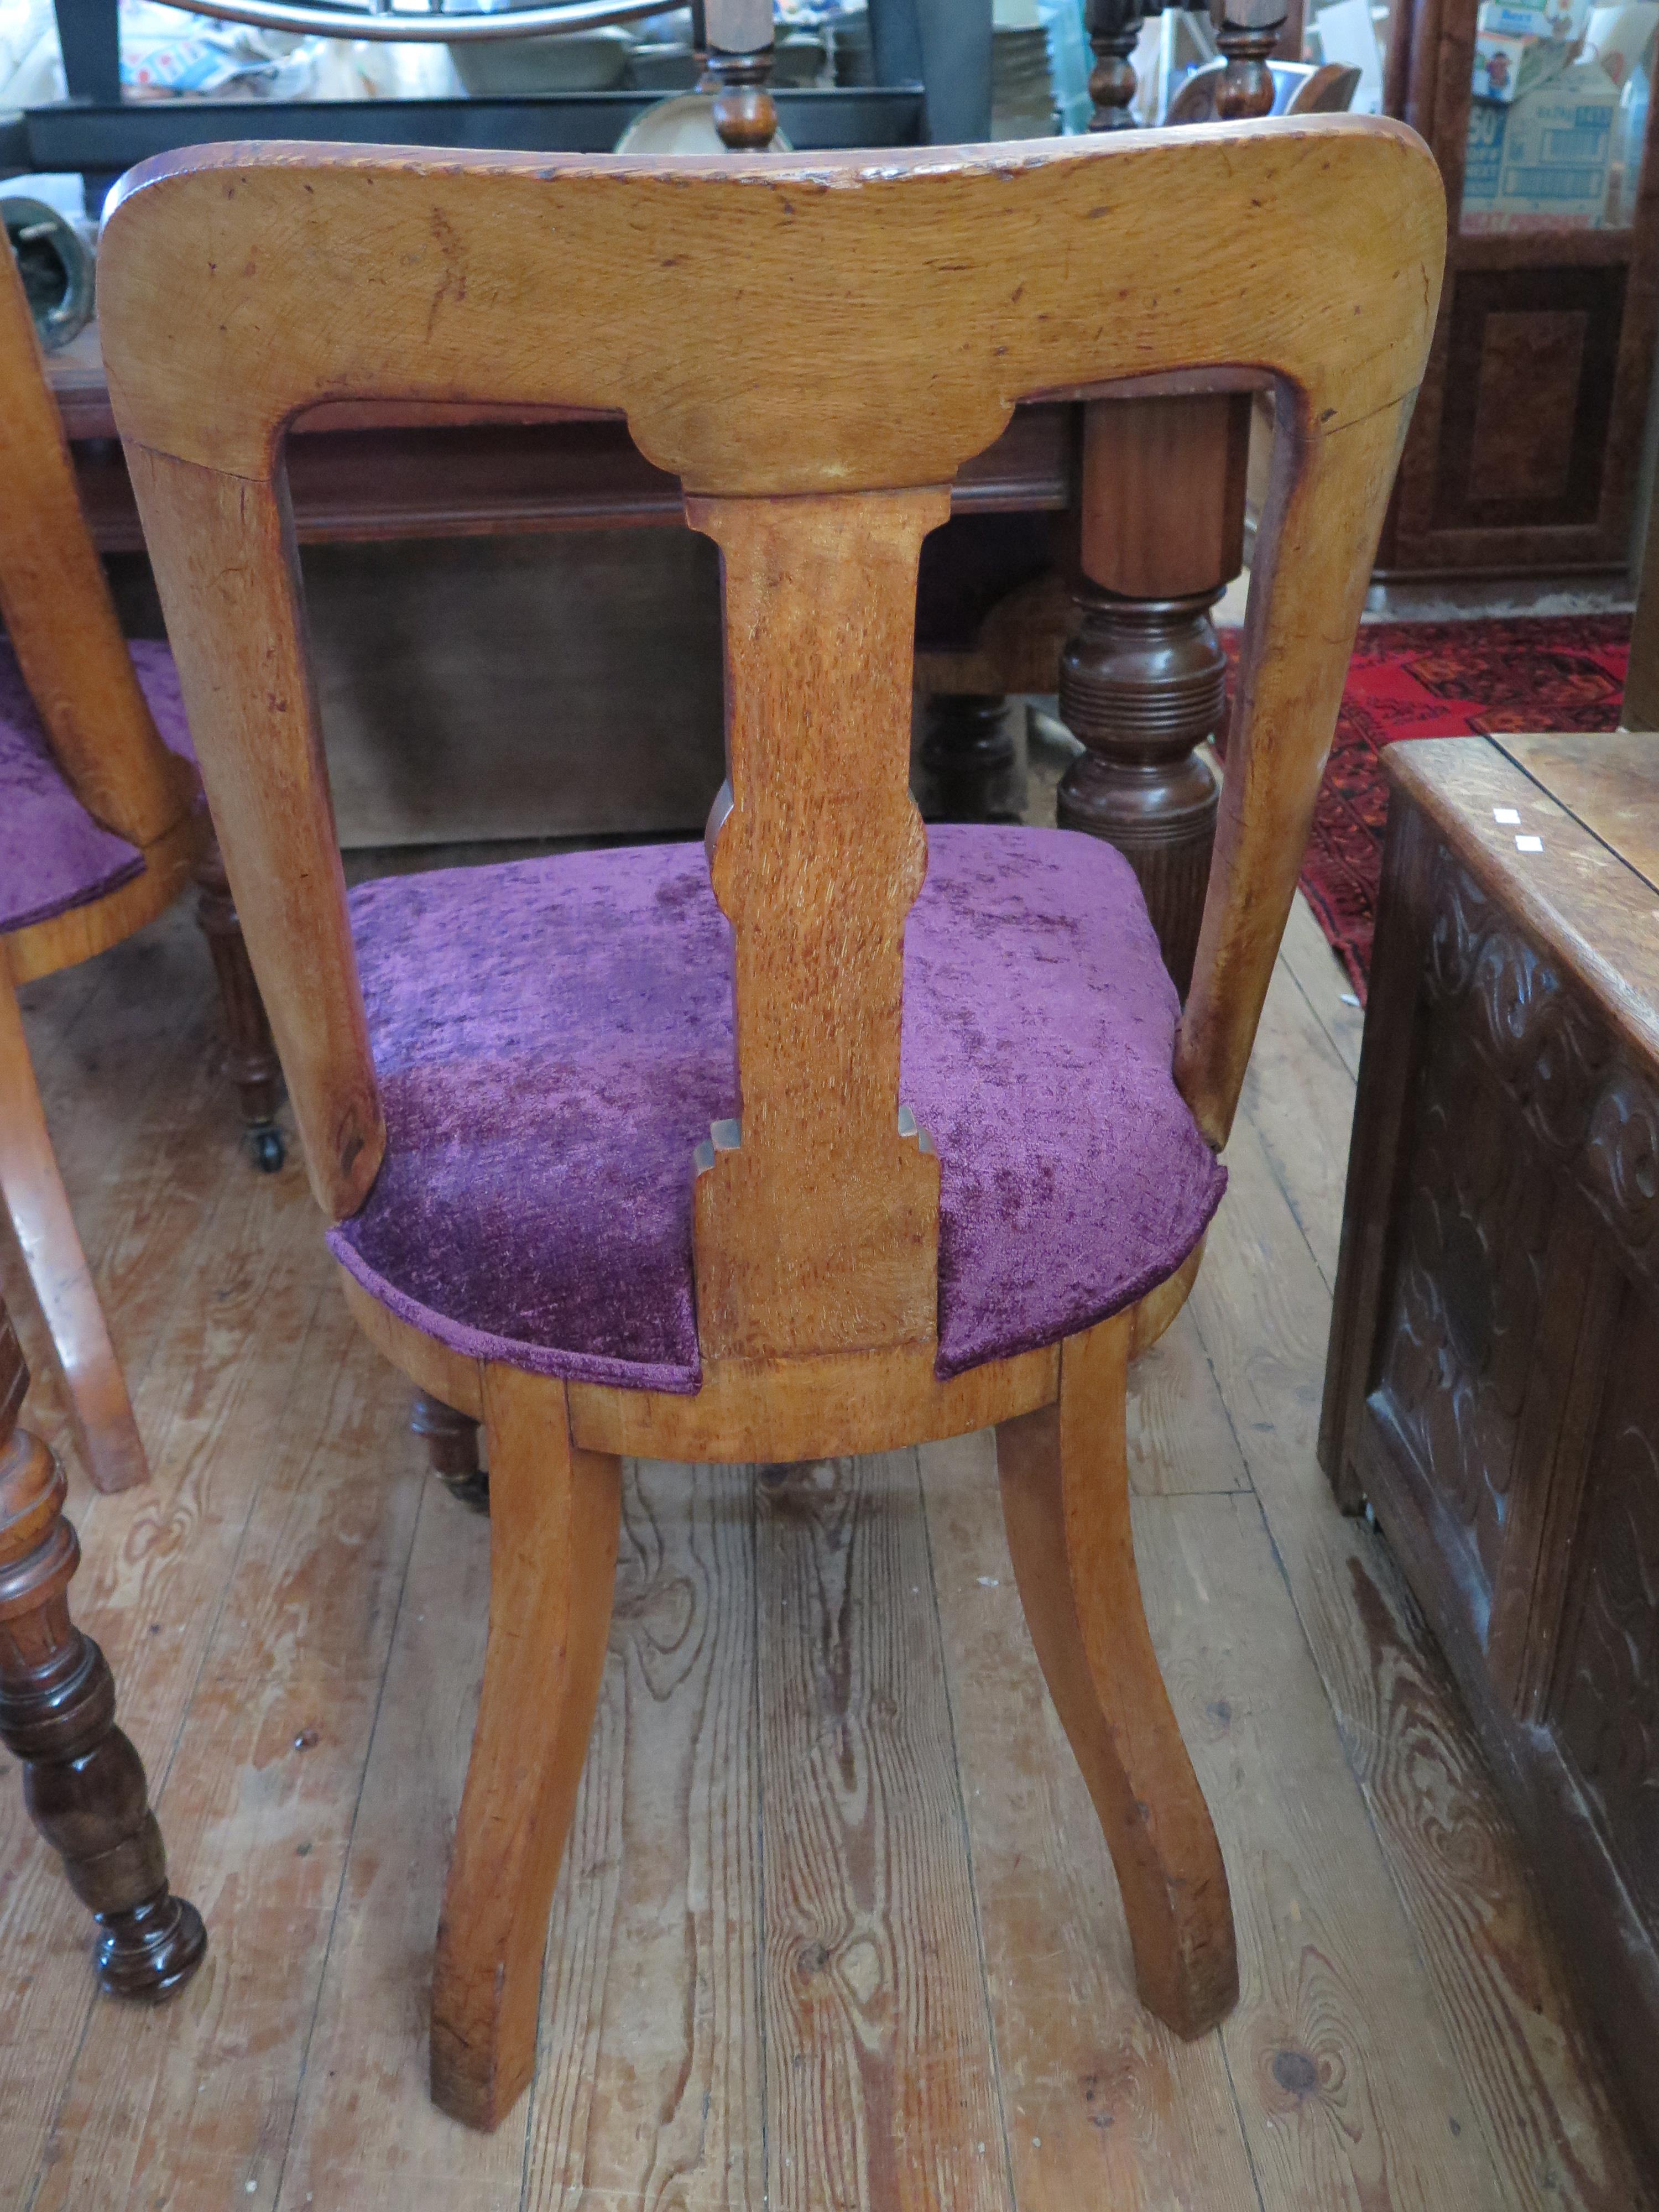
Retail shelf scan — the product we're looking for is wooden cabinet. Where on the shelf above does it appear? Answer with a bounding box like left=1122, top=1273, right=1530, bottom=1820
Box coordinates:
left=1380, top=0, right=1659, bottom=574
left=1321, top=731, right=1659, bottom=2161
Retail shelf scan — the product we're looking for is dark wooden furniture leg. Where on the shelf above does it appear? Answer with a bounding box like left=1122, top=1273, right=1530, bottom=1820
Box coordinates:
left=194, top=837, right=285, bottom=1173
left=1052, top=11, right=1259, bottom=998
left=919, top=692, right=1019, bottom=822
left=411, top=1390, right=489, bottom=1511
left=0, top=1292, right=206, bottom=2000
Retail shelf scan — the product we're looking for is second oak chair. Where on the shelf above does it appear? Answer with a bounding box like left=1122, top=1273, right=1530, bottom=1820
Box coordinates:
left=97, top=117, right=1445, bottom=2129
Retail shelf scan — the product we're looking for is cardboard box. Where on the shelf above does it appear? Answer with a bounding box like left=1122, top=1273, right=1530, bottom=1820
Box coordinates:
left=1477, top=0, right=1592, bottom=34
left=1583, top=0, right=1659, bottom=84
left=1472, top=29, right=1572, bottom=98
left=1463, top=58, right=1619, bottom=226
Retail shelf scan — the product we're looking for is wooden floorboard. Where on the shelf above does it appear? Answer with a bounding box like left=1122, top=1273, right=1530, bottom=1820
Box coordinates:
left=918, top=1426, right=1262, bottom=2212
left=1207, top=945, right=1658, bottom=2212
left=0, top=895, right=1649, bottom=2209
left=521, top=1457, right=765, bottom=2212
left=754, top=1452, right=1011, bottom=2212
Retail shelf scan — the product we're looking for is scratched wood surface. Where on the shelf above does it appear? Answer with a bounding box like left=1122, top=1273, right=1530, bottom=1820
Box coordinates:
left=0, top=889, right=1650, bottom=2211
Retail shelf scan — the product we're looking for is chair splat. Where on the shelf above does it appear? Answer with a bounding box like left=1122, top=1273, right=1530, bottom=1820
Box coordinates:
left=691, top=488, right=947, bottom=1360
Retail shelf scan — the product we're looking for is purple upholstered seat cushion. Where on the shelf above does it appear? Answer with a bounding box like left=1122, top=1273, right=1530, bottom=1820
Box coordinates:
left=0, top=638, right=196, bottom=935
left=330, top=826, right=1225, bottom=1393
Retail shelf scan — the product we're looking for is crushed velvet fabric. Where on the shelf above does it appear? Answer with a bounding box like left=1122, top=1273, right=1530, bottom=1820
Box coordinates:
left=0, top=639, right=196, bottom=935
left=332, top=826, right=1225, bottom=1393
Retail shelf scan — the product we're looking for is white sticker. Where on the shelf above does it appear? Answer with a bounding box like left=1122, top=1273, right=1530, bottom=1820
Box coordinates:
left=1494, top=807, right=1521, bottom=825
left=1516, top=834, right=1544, bottom=853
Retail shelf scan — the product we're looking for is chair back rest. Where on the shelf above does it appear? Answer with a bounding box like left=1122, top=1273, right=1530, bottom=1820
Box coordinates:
left=0, top=238, right=190, bottom=852
left=98, top=123, right=1444, bottom=1364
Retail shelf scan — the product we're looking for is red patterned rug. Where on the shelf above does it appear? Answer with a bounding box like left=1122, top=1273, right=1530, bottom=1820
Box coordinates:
left=1223, top=614, right=1630, bottom=998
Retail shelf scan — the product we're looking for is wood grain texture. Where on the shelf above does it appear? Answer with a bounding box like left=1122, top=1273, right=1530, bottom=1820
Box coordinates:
left=1081, top=393, right=1250, bottom=599
left=754, top=1449, right=1010, bottom=2212
left=0, top=1150, right=326, bottom=2193
left=273, top=1445, right=533, bottom=2212
left=28, top=1308, right=422, bottom=2212
left=2, top=915, right=1652, bottom=2208
left=917, top=1425, right=1261, bottom=2212
left=1386, top=737, right=1659, bottom=1070
left=996, top=1317, right=1237, bottom=2040
left=100, top=127, right=1442, bottom=491
left=521, top=1458, right=764, bottom=2211
left=1136, top=1487, right=1507, bottom=2212
left=0, top=236, right=190, bottom=850
left=690, top=491, right=944, bottom=1359
left=1494, top=729, right=1659, bottom=891
left=431, top=1365, right=622, bottom=2131
left=1206, top=972, right=1659, bottom=2212
left=1126, top=1306, right=1253, bottom=1497
left=0, top=961, right=146, bottom=1495
left=102, top=121, right=1443, bottom=1214
left=121, top=448, right=383, bottom=1224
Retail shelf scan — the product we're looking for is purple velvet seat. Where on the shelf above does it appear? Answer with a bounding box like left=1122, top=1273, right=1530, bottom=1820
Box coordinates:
left=331, top=825, right=1226, bottom=1393
left=0, top=639, right=196, bottom=935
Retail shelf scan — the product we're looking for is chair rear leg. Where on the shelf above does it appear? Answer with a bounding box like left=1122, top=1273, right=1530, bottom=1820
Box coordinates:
left=996, top=1311, right=1237, bottom=2038
left=430, top=1364, right=620, bottom=2130
left=0, top=968, right=147, bottom=1494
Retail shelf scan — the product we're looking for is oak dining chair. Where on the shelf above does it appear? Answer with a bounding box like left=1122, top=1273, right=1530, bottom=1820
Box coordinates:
left=97, top=117, right=1444, bottom=2130
left=0, top=232, right=284, bottom=1498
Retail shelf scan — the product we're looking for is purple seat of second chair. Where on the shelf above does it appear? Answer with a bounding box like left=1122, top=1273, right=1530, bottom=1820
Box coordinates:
left=0, top=638, right=195, bottom=936
left=329, top=825, right=1227, bottom=1394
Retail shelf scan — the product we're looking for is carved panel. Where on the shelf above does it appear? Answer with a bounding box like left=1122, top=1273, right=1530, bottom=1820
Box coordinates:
left=1552, top=1292, right=1659, bottom=1928
left=1376, top=1016, right=1554, bottom=1611
left=1423, top=851, right=1659, bottom=1274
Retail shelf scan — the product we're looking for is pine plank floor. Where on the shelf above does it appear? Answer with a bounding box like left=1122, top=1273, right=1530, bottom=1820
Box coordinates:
left=1, top=888, right=1653, bottom=2212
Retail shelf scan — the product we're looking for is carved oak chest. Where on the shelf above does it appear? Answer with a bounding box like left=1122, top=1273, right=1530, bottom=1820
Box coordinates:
left=1320, top=731, right=1659, bottom=2161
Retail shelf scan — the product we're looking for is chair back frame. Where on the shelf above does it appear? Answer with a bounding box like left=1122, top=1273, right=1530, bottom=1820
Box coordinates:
left=0, top=239, right=192, bottom=854
left=97, top=121, right=1444, bottom=1366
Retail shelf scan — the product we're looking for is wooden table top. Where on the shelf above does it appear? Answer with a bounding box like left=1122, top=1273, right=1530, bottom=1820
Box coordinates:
left=45, top=320, right=1074, bottom=548
left=1386, top=729, right=1659, bottom=1067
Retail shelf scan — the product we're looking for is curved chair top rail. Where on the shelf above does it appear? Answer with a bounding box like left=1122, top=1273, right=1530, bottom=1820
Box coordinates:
left=98, top=124, right=1444, bottom=1362
left=0, top=240, right=191, bottom=855
left=102, top=122, right=1439, bottom=492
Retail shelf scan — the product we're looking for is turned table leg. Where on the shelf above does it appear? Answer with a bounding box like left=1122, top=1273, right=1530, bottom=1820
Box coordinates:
left=1056, top=392, right=1249, bottom=998
left=0, top=1295, right=205, bottom=2000
left=411, top=1392, right=489, bottom=1512
left=194, top=837, right=286, bottom=1175
left=918, top=693, right=1019, bottom=823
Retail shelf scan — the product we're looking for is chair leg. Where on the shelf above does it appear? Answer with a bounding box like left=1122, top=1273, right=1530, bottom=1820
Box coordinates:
left=996, top=1311, right=1238, bottom=2039
left=430, top=1365, right=620, bottom=2130
left=192, top=836, right=285, bottom=1174
left=0, top=968, right=147, bottom=1494
left=411, top=1390, right=489, bottom=1512
left=0, top=1311, right=206, bottom=2000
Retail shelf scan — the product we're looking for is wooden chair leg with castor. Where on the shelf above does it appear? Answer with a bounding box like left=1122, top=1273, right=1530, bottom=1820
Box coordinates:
left=411, top=1390, right=488, bottom=1511
left=193, top=838, right=285, bottom=1174
left=0, top=1295, right=206, bottom=1998
left=997, top=1311, right=1238, bottom=2038
left=429, top=1366, right=621, bottom=2130
left=0, top=968, right=146, bottom=1495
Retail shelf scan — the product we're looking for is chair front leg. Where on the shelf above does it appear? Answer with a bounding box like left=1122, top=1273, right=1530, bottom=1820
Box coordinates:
left=0, top=966, right=147, bottom=1494
left=996, top=1310, right=1237, bottom=2039
left=430, top=1364, right=620, bottom=2131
